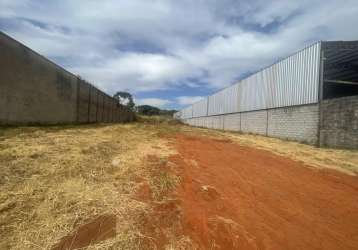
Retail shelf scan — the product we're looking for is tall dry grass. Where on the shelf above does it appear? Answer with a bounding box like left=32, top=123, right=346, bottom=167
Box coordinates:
left=1, top=119, right=356, bottom=249
left=0, top=123, right=175, bottom=249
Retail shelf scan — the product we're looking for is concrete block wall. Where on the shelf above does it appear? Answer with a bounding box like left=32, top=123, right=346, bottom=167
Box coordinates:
left=182, top=99, right=358, bottom=148
left=183, top=104, right=320, bottom=145
left=204, top=117, right=210, bottom=128
left=211, top=116, right=224, bottom=130
left=191, top=118, right=196, bottom=126
left=0, top=32, right=134, bottom=125
left=202, top=117, right=208, bottom=128
left=241, top=110, right=268, bottom=135
left=223, top=113, right=241, bottom=131
left=268, top=104, right=319, bottom=144
left=320, top=96, right=358, bottom=149
left=191, top=118, right=197, bottom=127
left=201, top=117, right=209, bottom=128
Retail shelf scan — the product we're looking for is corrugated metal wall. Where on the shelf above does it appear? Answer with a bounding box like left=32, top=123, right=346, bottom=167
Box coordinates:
left=181, top=106, right=193, bottom=119
left=192, top=98, right=208, bottom=117
left=175, top=42, right=321, bottom=119
left=208, top=83, right=240, bottom=116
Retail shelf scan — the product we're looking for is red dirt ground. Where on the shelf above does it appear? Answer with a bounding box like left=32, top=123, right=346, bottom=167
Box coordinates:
left=169, top=134, right=358, bottom=250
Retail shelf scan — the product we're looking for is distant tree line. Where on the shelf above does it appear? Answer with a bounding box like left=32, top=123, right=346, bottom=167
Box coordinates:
left=113, top=91, right=177, bottom=116
left=136, top=105, right=177, bottom=116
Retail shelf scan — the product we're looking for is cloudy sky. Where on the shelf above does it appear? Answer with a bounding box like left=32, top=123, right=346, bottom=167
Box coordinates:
left=1, top=0, right=358, bottom=109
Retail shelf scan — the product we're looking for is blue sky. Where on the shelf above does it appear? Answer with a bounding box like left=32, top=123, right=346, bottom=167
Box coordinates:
left=1, top=0, right=358, bottom=109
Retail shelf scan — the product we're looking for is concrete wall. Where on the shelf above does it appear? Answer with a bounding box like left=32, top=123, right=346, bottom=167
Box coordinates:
left=320, top=96, right=358, bottom=149
left=77, top=80, right=90, bottom=123
left=241, top=110, right=268, bottom=135
left=268, top=105, right=319, bottom=144
left=212, top=116, right=224, bottom=130
left=182, top=104, right=320, bottom=145
left=223, top=113, right=241, bottom=131
left=182, top=97, right=358, bottom=149
left=0, top=32, right=134, bottom=125
left=0, top=31, right=78, bottom=124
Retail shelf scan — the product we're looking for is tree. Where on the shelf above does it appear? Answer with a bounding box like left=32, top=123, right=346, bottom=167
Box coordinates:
left=136, top=105, right=177, bottom=116
left=136, top=105, right=161, bottom=116
left=113, top=91, right=135, bottom=111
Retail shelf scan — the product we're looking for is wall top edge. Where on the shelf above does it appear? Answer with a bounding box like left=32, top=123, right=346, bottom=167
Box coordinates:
left=177, top=41, right=324, bottom=114
left=0, top=31, right=115, bottom=101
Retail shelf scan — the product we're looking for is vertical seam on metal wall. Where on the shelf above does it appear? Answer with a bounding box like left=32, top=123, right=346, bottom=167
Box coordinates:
left=206, top=97, right=209, bottom=116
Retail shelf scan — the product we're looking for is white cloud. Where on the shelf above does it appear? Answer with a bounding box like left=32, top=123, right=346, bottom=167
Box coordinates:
left=1, top=0, right=358, bottom=99
left=70, top=52, right=202, bottom=93
left=135, top=98, right=172, bottom=108
left=176, top=96, right=205, bottom=106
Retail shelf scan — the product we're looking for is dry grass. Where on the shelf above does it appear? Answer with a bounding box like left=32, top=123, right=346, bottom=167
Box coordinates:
left=1, top=118, right=357, bottom=249
left=179, top=125, right=358, bottom=175
left=0, top=122, right=176, bottom=250
left=149, top=170, right=180, bottom=201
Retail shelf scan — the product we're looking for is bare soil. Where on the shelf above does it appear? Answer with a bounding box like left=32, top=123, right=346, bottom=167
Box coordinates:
left=1, top=120, right=358, bottom=249
left=167, top=134, right=358, bottom=250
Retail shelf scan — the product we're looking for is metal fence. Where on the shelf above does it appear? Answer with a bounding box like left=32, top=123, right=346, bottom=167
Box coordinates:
left=192, top=98, right=208, bottom=117
left=176, top=42, right=322, bottom=119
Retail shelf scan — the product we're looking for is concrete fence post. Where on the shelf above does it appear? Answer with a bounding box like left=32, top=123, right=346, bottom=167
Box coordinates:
left=76, top=78, right=80, bottom=123
left=87, top=84, right=91, bottom=123
left=95, top=90, right=99, bottom=123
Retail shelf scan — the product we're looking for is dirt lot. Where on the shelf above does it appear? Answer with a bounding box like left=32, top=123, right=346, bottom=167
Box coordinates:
left=1, top=119, right=358, bottom=249
left=171, top=134, right=358, bottom=250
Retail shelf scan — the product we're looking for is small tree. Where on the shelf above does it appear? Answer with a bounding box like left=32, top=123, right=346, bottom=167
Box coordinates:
left=136, top=105, right=161, bottom=116
left=113, top=91, right=135, bottom=111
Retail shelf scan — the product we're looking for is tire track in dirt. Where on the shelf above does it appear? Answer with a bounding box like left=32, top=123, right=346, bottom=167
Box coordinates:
left=169, top=134, right=358, bottom=250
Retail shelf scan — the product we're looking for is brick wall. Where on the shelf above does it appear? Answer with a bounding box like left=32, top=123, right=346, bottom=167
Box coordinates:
left=181, top=98, right=358, bottom=149
left=268, top=104, right=319, bottom=144
left=320, top=96, right=358, bottom=149
left=223, top=113, right=241, bottom=131
left=211, top=116, right=224, bottom=130
left=182, top=104, right=320, bottom=145
left=241, top=110, right=268, bottom=135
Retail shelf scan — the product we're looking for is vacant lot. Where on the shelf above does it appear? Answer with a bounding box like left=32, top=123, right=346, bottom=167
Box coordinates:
left=1, top=119, right=358, bottom=249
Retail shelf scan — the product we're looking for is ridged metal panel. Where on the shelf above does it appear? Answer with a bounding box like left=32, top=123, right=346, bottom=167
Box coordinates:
left=270, top=42, right=320, bottom=108
left=181, top=106, right=193, bottom=119
left=179, top=41, right=321, bottom=117
left=223, top=84, right=240, bottom=114
left=239, top=72, right=269, bottom=112
left=238, top=42, right=321, bottom=111
left=208, top=92, right=224, bottom=115
left=192, top=98, right=208, bottom=117
left=208, top=83, right=240, bottom=115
